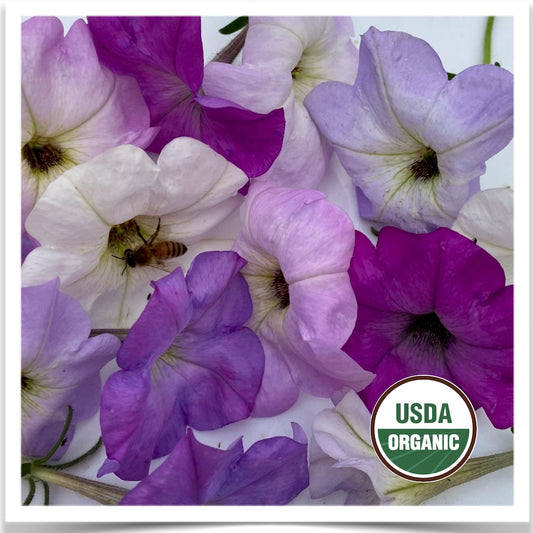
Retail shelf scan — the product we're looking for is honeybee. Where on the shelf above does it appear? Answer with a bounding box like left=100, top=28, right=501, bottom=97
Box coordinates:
left=113, top=218, right=187, bottom=275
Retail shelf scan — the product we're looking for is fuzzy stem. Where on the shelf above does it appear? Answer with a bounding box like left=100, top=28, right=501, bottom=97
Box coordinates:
left=31, top=466, right=129, bottom=505
left=90, top=328, right=129, bottom=340
left=386, top=450, right=513, bottom=505
left=212, top=26, right=248, bottom=64
left=483, top=16, right=495, bottom=64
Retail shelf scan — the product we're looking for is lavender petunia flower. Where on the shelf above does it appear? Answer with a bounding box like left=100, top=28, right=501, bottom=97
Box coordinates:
left=305, top=27, right=513, bottom=232
left=120, top=423, right=308, bottom=505
left=344, top=227, right=513, bottom=429
left=86, top=16, right=285, bottom=178
left=22, top=137, right=247, bottom=327
left=203, top=17, right=358, bottom=188
left=232, top=180, right=374, bottom=417
left=22, top=279, right=120, bottom=459
left=21, top=17, right=157, bottom=223
left=98, top=251, right=265, bottom=481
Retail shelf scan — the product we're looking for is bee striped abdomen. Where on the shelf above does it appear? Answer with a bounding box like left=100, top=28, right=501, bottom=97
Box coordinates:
left=153, top=241, right=188, bottom=260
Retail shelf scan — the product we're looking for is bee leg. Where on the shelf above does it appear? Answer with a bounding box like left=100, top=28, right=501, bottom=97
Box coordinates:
left=135, top=220, right=148, bottom=244
left=145, top=217, right=162, bottom=246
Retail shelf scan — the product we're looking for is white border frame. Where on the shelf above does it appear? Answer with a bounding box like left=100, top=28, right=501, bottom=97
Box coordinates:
left=4, top=0, right=530, bottom=524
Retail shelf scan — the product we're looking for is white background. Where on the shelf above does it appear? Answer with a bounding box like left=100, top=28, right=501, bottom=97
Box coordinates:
left=6, top=4, right=529, bottom=529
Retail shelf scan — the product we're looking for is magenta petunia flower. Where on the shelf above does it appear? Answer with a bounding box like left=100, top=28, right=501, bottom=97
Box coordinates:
left=305, top=27, right=513, bottom=232
left=344, top=227, right=513, bottom=429
left=120, top=424, right=308, bottom=505
left=22, top=279, right=120, bottom=459
left=21, top=17, right=157, bottom=223
left=98, top=251, right=265, bottom=481
left=86, top=16, right=285, bottom=178
left=232, top=180, right=374, bottom=417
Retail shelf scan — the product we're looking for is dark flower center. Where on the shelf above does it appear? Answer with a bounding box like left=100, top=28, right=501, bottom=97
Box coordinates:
left=272, top=269, right=290, bottom=309
left=291, top=65, right=302, bottom=79
left=22, top=142, right=64, bottom=173
left=404, top=312, right=453, bottom=354
left=410, top=147, right=439, bottom=181
left=21, top=373, right=30, bottom=391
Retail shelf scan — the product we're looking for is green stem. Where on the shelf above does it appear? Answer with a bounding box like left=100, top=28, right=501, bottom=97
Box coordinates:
left=31, top=466, right=129, bottom=505
left=387, top=450, right=513, bottom=505
left=34, top=405, right=73, bottom=465
left=483, top=16, right=495, bottom=64
left=50, top=438, right=103, bottom=470
left=23, top=477, right=36, bottom=506
left=42, top=481, right=50, bottom=505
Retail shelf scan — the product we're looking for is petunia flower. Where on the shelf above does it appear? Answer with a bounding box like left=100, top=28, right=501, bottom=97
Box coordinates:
left=21, top=17, right=157, bottom=223
left=232, top=180, right=374, bottom=417
left=452, top=187, right=513, bottom=284
left=86, top=16, right=285, bottom=178
left=22, top=278, right=120, bottom=460
left=344, top=226, right=513, bottom=429
left=305, top=27, right=513, bottom=232
left=21, top=137, right=247, bottom=327
left=203, top=17, right=359, bottom=188
left=120, top=423, right=308, bottom=505
left=98, top=251, right=265, bottom=481
left=312, top=390, right=513, bottom=505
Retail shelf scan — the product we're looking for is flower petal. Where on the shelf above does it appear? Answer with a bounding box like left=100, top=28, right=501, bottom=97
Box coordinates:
left=288, top=273, right=356, bottom=346
left=446, top=341, right=513, bottom=429
left=250, top=336, right=300, bottom=417
left=99, top=367, right=172, bottom=480
left=208, top=425, right=309, bottom=505
left=424, top=65, right=514, bottom=181
left=117, top=267, right=192, bottom=370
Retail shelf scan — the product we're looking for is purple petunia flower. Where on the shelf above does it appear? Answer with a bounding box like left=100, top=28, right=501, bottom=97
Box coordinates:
left=86, top=16, right=285, bottom=178
left=22, top=279, right=120, bottom=459
left=232, top=180, right=374, bottom=417
left=305, top=27, right=513, bottom=232
left=120, top=423, right=308, bottom=505
left=344, top=227, right=513, bottom=429
left=98, top=251, right=265, bottom=481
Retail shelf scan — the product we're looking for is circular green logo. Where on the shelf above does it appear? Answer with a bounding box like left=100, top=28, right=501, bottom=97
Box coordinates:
left=370, top=375, right=477, bottom=482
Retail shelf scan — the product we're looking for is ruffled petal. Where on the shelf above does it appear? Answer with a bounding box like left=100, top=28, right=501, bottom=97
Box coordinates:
left=288, top=273, right=356, bottom=346
left=99, top=367, right=173, bottom=480
left=117, top=267, right=192, bottom=370
left=425, top=65, right=513, bottom=181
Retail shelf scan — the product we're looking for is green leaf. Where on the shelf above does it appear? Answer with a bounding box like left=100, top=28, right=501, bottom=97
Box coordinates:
left=219, top=17, right=248, bottom=35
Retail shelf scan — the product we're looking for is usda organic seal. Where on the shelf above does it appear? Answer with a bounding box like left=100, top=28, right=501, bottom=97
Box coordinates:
left=370, top=375, right=477, bottom=482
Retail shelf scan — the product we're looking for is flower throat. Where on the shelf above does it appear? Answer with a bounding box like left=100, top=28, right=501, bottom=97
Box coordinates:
left=410, top=147, right=439, bottom=181
left=405, top=312, right=453, bottom=353
left=22, top=142, right=63, bottom=173
left=272, top=269, right=290, bottom=309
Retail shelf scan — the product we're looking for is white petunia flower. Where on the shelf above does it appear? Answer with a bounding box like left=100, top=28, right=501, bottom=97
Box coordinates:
left=203, top=17, right=358, bottom=189
left=22, top=137, right=247, bottom=327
